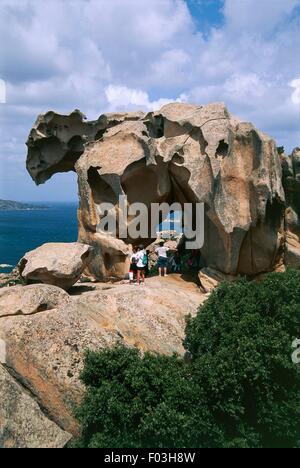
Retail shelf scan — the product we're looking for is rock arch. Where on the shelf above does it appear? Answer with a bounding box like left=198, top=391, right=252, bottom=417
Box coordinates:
left=26, top=102, right=300, bottom=281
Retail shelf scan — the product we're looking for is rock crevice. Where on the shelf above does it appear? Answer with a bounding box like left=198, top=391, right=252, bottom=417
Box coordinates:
left=0, top=363, right=71, bottom=448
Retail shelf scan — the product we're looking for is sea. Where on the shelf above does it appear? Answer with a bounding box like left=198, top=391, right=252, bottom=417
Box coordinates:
left=0, top=202, right=78, bottom=273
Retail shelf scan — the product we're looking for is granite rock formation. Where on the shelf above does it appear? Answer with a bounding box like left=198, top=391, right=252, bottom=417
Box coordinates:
left=0, top=275, right=205, bottom=435
left=0, top=284, right=70, bottom=318
left=18, top=242, right=94, bottom=289
left=0, top=364, right=71, bottom=448
left=281, top=148, right=300, bottom=268
left=26, top=103, right=299, bottom=280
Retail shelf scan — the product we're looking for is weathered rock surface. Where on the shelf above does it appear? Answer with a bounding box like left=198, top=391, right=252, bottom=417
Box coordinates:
left=0, top=284, right=70, bottom=318
left=26, top=102, right=293, bottom=280
left=281, top=148, right=300, bottom=268
left=26, top=109, right=145, bottom=185
left=0, top=267, right=21, bottom=288
left=0, top=275, right=205, bottom=435
left=286, top=236, right=300, bottom=268
left=18, top=242, right=93, bottom=289
left=198, top=267, right=238, bottom=293
left=0, top=364, right=71, bottom=448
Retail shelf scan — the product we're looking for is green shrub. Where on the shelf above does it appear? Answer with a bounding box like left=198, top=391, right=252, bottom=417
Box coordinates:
left=73, top=346, right=223, bottom=448
left=73, top=270, right=300, bottom=448
left=184, top=270, right=300, bottom=448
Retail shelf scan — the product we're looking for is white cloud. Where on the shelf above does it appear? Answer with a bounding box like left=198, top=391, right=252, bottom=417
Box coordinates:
left=224, top=73, right=267, bottom=104
left=0, top=80, right=6, bottom=104
left=105, top=85, right=184, bottom=111
left=105, top=85, right=150, bottom=110
left=224, top=0, right=300, bottom=33
left=149, top=49, right=193, bottom=89
left=0, top=0, right=300, bottom=201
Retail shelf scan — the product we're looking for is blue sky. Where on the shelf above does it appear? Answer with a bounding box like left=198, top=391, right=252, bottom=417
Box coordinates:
left=187, top=0, right=224, bottom=33
left=0, top=0, right=299, bottom=202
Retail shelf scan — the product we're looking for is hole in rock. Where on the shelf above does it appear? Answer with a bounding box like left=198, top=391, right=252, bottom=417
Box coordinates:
left=145, top=115, right=164, bottom=138
left=157, top=209, right=183, bottom=237
left=104, top=253, right=114, bottom=271
left=215, top=140, right=229, bottom=158
left=172, top=153, right=184, bottom=165
left=88, top=167, right=118, bottom=205
left=68, top=135, right=84, bottom=153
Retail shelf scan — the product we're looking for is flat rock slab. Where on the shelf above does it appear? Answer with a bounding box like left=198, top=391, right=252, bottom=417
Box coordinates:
left=0, top=275, right=206, bottom=435
left=19, top=242, right=93, bottom=289
left=0, top=364, right=71, bottom=448
left=0, top=284, right=70, bottom=317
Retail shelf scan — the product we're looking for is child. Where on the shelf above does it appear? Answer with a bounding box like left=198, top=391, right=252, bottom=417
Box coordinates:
left=129, top=247, right=138, bottom=284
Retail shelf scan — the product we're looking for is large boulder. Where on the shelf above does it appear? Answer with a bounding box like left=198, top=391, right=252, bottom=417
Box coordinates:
left=0, top=364, right=71, bottom=448
left=26, top=102, right=289, bottom=280
left=0, top=275, right=205, bottom=435
left=281, top=148, right=300, bottom=269
left=0, top=284, right=70, bottom=318
left=18, top=242, right=93, bottom=289
left=285, top=207, right=300, bottom=268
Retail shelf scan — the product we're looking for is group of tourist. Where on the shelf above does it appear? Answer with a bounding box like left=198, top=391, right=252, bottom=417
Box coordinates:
left=128, top=241, right=169, bottom=285
left=128, top=241, right=202, bottom=285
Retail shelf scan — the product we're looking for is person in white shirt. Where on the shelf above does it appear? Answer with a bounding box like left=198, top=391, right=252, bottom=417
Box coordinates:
left=135, top=245, right=147, bottom=285
left=155, top=241, right=169, bottom=277
left=128, top=247, right=138, bottom=284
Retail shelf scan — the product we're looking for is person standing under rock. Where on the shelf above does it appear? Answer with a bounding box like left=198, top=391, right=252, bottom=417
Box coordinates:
left=169, top=251, right=181, bottom=273
left=135, top=245, right=147, bottom=285
left=155, top=241, right=169, bottom=277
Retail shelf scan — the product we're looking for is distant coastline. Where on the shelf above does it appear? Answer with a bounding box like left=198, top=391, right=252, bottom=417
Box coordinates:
left=0, top=199, right=49, bottom=211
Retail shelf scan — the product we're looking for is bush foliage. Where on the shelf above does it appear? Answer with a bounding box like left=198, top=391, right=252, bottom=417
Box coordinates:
left=73, top=270, right=300, bottom=448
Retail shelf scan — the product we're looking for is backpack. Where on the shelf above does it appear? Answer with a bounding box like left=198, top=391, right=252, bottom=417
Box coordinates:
left=142, top=252, right=148, bottom=266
